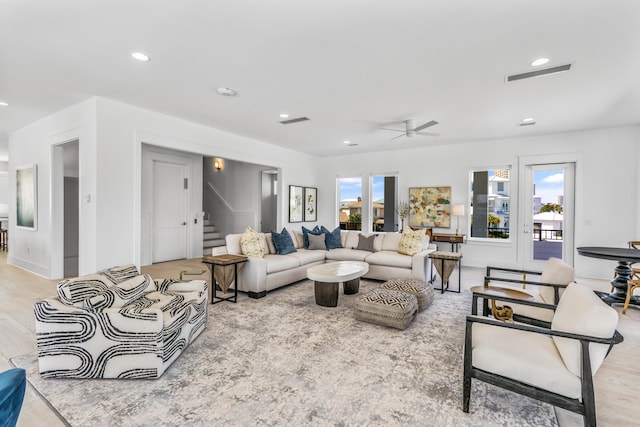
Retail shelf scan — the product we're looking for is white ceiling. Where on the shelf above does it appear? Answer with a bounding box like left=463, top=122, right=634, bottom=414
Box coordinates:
left=1, top=0, right=639, bottom=157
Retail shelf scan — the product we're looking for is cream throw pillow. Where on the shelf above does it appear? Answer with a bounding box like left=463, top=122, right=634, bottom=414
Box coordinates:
left=538, top=257, right=574, bottom=304
left=240, top=227, right=266, bottom=257
left=397, top=227, right=426, bottom=256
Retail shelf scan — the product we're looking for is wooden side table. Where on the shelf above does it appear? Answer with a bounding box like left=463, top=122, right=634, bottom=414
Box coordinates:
left=202, top=254, right=248, bottom=304
left=431, top=233, right=465, bottom=252
left=428, top=251, right=462, bottom=294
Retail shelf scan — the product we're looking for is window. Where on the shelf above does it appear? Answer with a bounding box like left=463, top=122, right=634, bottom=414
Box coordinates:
left=469, top=168, right=511, bottom=239
left=371, top=175, right=397, bottom=232
left=338, top=177, right=362, bottom=230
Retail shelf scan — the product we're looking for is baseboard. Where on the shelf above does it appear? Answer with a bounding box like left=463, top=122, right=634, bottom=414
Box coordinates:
left=248, top=291, right=266, bottom=299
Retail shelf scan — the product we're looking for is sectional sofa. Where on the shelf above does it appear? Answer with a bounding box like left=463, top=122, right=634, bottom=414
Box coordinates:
left=223, top=229, right=436, bottom=298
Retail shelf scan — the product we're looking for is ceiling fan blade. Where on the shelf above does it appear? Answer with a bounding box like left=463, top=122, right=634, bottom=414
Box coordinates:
left=390, top=133, right=406, bottom=140
left=412, top=120, right=439, bottom=132
left=415, top=132, right=439, bottom=137
left=380, top=127, right=404, bottom=132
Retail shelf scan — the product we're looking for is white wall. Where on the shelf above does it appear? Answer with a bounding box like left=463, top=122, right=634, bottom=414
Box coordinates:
left=8, top=97, right=318, bottom=278
left=317, top=126, right=640, bottom=279
left=8, top=98, right=97, bottom=277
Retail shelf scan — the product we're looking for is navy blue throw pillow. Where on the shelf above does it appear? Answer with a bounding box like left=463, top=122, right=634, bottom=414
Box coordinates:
left=302, top=225, right=321, bottom=248
left=321, top=226, right=342, bottom=250
left=271, top=228, right=297, bottom=255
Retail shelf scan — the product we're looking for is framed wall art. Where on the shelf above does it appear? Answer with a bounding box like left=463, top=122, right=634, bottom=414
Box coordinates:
left=289, top=185, right=304, bottom=223
left=408, top=186, right=451, bottom=228
left=304, top=187, right=317, bottom=222
left=16, top=164, right=38, bottom=230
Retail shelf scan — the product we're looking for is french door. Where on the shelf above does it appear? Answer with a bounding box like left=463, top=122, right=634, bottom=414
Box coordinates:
left=520, top=162, right=575, bottom=270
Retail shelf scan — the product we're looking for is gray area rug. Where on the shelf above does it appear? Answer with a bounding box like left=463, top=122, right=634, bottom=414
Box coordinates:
left=13, top=280, right=557, bottom=426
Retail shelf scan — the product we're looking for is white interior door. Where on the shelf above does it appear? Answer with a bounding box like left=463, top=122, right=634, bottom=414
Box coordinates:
left=152, top=161, right=188, bottom=262
left=521, top=162, right=575, bottom=270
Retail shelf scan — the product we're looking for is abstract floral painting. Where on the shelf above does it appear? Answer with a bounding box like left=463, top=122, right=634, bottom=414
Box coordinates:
left=289, top=185, right=303, bottom=223
left=408, top=186, right=451, bottom=228
left=304, top=187, right=317, bottom=222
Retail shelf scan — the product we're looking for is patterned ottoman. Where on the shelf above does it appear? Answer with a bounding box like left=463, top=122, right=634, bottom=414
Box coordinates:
left=354, top=288, right=419, bottom=330
left=380, top=278, right=434, bottom=311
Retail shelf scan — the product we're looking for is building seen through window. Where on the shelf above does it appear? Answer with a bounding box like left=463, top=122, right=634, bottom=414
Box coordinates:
left=470, top=168, right=510, bottom=239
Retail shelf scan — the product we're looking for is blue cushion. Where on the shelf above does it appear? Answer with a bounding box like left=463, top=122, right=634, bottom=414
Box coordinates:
left=301, top=226, right=321, bottom=248
left=321, top=226, right=342, bottom=249
left=0, top=368, right=26, bottom=427
left=271, top=228, right=297, bottom=255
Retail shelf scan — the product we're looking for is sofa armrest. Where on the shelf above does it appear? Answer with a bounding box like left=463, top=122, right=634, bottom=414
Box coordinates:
left=237, top=256, right=268, bottom=294
left=410, top=249, right=434, bottom=282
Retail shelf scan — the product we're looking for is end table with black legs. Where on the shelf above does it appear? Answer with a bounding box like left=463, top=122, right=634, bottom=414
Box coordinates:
left=428, top=251, right=463, bottom=294
left=202, top=254, right=248, bottom=304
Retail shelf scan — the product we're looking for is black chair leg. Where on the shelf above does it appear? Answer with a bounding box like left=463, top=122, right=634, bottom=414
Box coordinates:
left=463, top=321, right=473, bottom=412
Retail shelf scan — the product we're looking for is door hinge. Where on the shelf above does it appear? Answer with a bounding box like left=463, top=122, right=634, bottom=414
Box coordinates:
left=184, top=178, right=188, bottom=189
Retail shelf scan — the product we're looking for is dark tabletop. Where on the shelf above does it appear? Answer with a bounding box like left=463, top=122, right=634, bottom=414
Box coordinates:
left=577, top=246, right=640, bottom=263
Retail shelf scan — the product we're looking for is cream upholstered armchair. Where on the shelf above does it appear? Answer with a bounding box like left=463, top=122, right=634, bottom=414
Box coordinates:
left=463, top=282, right=623, bottom=427
left=483, top=257, right=574, bottom=326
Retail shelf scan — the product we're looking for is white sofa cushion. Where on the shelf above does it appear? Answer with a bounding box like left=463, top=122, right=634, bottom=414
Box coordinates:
left=381, top=232, right=402, bottom=251
left=263, top=254, right=300, bottom=274
left=287, top=249, right=326, bottom=266
left=551, top=282, right=618, bottom=377
left=472, top=322, right=581, bottom=399
left=325, top=248, right=370, bottom=262
left=225, top=233, right=242, bottom=255
left=539, top=257, right=574, bottom=303
left=365, top=251, right=413, bottom=269
left=264, top=233, right=276, bottom=254
left=343, top=231, right=360, bottom=249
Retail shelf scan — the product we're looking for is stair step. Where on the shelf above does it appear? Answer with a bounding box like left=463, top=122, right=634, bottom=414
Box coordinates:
left=203, top=219, right=213, bottom=226
left=204, top=232, right=220, bottom=239
left=204, top=225, right=216, bottom=233
left=204, top=238, right=226, bottom=248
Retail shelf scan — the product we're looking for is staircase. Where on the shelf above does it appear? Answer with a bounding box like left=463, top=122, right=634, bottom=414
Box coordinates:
left=203, top=220, right=226, bottom=256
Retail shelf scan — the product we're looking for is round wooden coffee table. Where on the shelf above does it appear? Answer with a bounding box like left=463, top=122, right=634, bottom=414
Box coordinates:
left=307, top=261, right=369, bottom=307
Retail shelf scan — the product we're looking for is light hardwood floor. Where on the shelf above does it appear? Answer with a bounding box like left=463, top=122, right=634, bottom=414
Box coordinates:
left=1, top=251, right=638, bottom=426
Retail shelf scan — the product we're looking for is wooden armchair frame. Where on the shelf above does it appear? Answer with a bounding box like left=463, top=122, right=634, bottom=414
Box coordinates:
left=463, top=312, right=623, bottom=427
left=482, top=266, right=571, bottom=326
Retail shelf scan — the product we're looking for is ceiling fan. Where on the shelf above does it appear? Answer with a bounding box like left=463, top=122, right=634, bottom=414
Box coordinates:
left=381, top=119, right=439, bottom=140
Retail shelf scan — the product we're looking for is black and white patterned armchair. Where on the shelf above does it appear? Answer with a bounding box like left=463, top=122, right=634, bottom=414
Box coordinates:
left=34, top=265, right=208, bottom=379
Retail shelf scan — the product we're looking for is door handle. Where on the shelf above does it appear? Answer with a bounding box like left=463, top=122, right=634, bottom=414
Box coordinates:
left=182, top=222, right=187, bottom=226
left=523, top=225, right=530, bottom=233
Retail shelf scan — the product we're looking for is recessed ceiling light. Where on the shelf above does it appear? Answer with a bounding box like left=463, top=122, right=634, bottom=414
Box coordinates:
left=217, top=87, right=237, bottom=96
left=131, top=52, right=150, bottom=62
left=521, top=117, right=535, bottom=123
left=0, top=101, right=8, bottom=107
left=531, top=57, right=549, bottom=67
left=343, top=140, right=351, bottom=145
left=280, top=113, right=289, bottom=118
